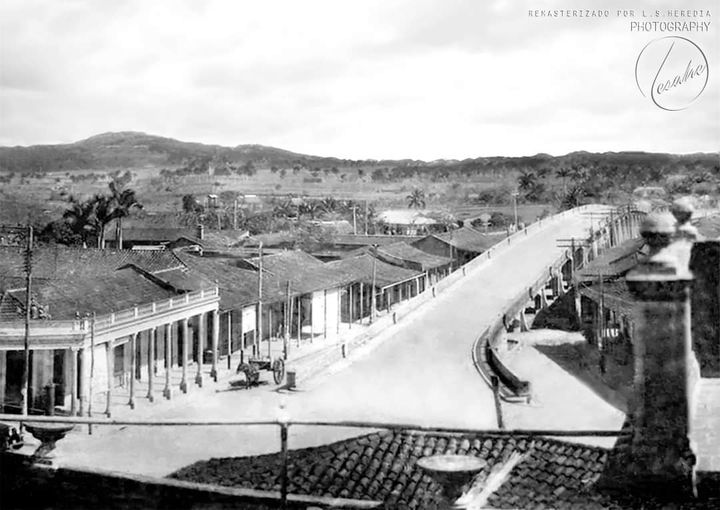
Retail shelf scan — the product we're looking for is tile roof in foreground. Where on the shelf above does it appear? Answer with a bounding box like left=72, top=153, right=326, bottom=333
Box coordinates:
left=173, top=428, right=719, bottom=509
left=171, top=429, right=649, bottom=510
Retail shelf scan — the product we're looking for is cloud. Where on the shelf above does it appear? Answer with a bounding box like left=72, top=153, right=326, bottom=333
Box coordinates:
left=0, top=0, right=717, bottom=158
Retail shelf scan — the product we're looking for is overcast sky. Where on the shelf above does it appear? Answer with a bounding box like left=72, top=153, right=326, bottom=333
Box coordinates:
left=0, top=0, right=717, bottom=159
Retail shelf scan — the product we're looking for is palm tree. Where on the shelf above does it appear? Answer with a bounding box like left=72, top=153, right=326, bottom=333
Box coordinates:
left=517, top=170, right=537, bottom=194
left=62, top=196, right=99, bottom=248
left=406, top=188, right=426, bottom=209
left=108, top=181, right=143, bottom=249
left=320, top=196, right=338, bottom=214
left=555, top=166, right=571, bottom=195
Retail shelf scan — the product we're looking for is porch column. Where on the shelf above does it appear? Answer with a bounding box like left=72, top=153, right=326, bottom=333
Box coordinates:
left=70, top=349, right=78, bottom=416
left=359, top=283, right=364, bottom=322
left=211, top=309, right=219, bottom=382
left=195, top=313, right=205, bottom=387
left=105, top=340, right=114, bottom=417
left=146, top=327, right=156, bottom=402
left=226, top=312, right=232, bottom=370
left=180, top=318, right=189, bottom=393
left=323, top=290, right=328, bottom=338
left=129, top=332, right=138, bottom=409
left=163, top=323, right=172, bottom=400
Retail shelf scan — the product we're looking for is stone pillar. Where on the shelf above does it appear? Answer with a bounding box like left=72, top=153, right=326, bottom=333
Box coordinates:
left=105, top=340, right=114, bottom=417
left=180, top=318, right=189, bottom=394
left=196, top=313, right=205, bottom=387
left=146, top=328, right=155, bottom=402
left=128, top=333, right=138, bottom=409
left=164, top=323, right=172, bottom=400
left=211, top=310, right=219, bottom=382
left=618, top=213, right=698, bottom=496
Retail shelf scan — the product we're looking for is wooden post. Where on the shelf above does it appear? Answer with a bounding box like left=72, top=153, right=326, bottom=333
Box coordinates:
left=147, top=327, right=155, bottom=402
left=296, top=296, right=301, bottom=346
left=371, top=245, right=378, bottom=323
left=211, top=310, right=219, bottom=382
left=348, top=284, right=354, bottom=328
left=164, top=323, right=172, bottom=400
left=180, top=319, right=188, bottom=393
left=359, top=283, right=364, bottom=323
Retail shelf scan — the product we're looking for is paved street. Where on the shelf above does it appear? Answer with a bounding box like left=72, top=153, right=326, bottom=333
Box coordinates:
left=50, top=208, right=624, bottom=477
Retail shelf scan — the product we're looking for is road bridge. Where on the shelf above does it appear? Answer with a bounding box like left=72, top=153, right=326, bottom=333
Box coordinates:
left=48, top=205, right=640, bottom=476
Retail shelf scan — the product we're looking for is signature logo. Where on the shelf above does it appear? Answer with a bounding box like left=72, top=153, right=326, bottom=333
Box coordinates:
left=635, top=36, right=709, bottom=111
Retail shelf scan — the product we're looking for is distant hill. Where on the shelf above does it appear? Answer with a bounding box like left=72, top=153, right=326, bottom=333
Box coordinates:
left=0, top=131, right=346, bottom=174
left=0, top=131, right=717, bottom=177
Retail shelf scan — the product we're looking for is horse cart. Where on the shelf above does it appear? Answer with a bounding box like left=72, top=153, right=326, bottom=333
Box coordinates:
left=233, top=355, right=286, bottom=389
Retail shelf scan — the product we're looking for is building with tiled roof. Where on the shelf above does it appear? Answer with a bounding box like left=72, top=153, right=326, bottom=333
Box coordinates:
left=0, top=245, right=220, bottom=416
left=105, top=227, right=201, bottom=249
left=413, top=227, right=505, bottom=267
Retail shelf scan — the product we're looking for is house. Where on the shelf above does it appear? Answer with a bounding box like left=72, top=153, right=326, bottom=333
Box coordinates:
left=377, top=209, right=453, bottom=236
left=343, top=241, right=453, bottom=286
left=412, top=226, right=505, bottom=267
left=0, top=246, right=220, bottom=415
left=326, top=253, right=424, bottom=321
left=105, top=227, right=203, bottom=250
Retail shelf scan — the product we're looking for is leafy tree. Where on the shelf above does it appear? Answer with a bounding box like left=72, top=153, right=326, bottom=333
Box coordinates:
left=182, top=194, right=204, bottom=214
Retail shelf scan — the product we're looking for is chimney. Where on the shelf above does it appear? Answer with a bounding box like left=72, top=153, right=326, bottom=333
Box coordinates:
left=196, top=224, right=204, bottom=240
left=618, top=212, right=699, bottom=496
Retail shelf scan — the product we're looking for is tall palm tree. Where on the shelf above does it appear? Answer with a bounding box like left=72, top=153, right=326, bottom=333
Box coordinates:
left=555, top=166, right=571, bottom=195
left=108, top=181, right=143, bottom=249
left=406, top=188, right=426, bottom=209
left=62, top=196, right=98, bottom=248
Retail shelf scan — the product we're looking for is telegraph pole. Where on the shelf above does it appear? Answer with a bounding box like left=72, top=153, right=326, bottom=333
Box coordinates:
left=21, top=225, right=33, bottom=416
left=370, top=244, right=378, bottom=323
left=257, top=242, right=265, bottom=359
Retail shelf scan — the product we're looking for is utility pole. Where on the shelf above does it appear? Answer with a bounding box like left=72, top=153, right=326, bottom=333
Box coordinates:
left=21, top=225, right=33, bottom=416
left=233, top=198, right=238, bottom=230
left=257, top=242, right=265, bottom=359
left=352, top=206, right=357, bottom=235
left=512, top=191, right=519, bottom=231
left=370, top=244, right=378, bottom=323
left=284, top=281, right=290, bottom=360
left=364, top=200, right=369, bottom=236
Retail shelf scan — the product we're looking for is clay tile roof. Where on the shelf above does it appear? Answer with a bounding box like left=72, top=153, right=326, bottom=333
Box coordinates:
left=248, top=251, right=350, bottom=294
left=376, top=242, right=453, bottom=271
left=0, top=245, right=185, bottom=281
left=325, top=254, right=422, bottom=289
left=105, top=227, right=199, bottom=243
left=432, top=227, right=505, bottom=253
left=170, top=429, right=638, bottom=509
left=7, top=267, right=178, bottom=319
left=578, top=238, right=646, bottom=280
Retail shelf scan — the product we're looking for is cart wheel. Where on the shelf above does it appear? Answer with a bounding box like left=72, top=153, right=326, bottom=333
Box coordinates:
left=272, top=358, right=285, bottom=385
